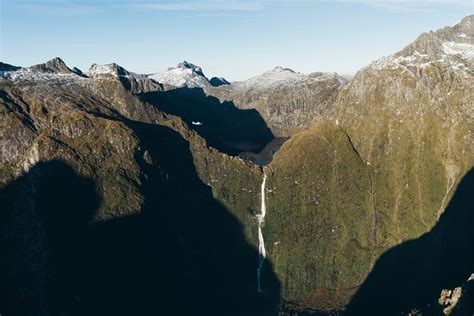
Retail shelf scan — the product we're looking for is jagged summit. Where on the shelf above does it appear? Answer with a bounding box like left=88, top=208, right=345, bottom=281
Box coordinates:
left=1, top=57, right=86, bottom=81
left=87, top=62, right=162, bottom=93
left=400, top=15, right=473, bottom=59
left=176, top=61, right=206, bottom=77
left=148, top=61, right=211, bottom=89
left=0, top=59, right=160, bottom=94
left=449, top=14, right=473, bottom=37
left=88, top=63, right=131, bottom=78
left=371, top=15, right=473, bottom=75
left=29, top=57, right=76, bottom=74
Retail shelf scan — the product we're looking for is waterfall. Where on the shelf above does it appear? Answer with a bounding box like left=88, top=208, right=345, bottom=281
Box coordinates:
left=257, top=171, right=267, bottom=293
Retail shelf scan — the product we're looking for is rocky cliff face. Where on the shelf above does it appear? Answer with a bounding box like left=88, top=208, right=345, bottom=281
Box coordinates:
left=206, top=67, right=347, bottom=136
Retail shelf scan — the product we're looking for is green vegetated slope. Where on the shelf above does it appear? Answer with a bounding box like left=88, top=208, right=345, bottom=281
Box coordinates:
left=264, top=16, right=474, bottom=312
left=330, top=65, right=473, bottom=245
left=266, top=122, right=374, bottom=310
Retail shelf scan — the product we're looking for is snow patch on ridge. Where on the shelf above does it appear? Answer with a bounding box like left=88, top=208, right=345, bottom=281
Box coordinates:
left=88, top=64, right=118, bottom=77
left=368, top=16, right=473, bottom=76
left=1, top=68, right=86, bottom=82
left=442, top=41, right=474, bottom=60
left=232, top=67, right=344, bottom=92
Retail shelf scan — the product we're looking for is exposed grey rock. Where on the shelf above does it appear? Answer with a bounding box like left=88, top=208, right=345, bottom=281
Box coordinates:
left=372, top=15, right=473, bottom=76
left=88, top=63, right=163, bottom=94
left=28, top=57, right=75, bottom=74
left=206, top=69, right=347, bottom=136
left=177, top=60, right=206, bottom=77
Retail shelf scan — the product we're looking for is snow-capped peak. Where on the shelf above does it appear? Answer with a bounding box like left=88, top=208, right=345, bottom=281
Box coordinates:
left=369, top=15, right=473, bottom=76
left=87, top=63, right=132, bottom=78
left=29, top=57, right=76, bottom=74
left=176, top=61, right=205, bottom=76
left=148, top=61, right=210, bottom=89
left=231, top=66, right=343, bottom=91
left=1, top=58, right=86, bottom=81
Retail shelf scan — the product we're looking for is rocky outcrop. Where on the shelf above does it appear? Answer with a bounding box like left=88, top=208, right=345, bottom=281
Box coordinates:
left=438, top=274, right=473, bottom=315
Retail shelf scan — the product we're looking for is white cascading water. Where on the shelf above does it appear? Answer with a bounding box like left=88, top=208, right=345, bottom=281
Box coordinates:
left=257, top=171, right=267, bottom=293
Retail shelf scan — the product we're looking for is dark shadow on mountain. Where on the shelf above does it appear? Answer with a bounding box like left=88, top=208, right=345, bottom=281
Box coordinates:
left=0, top=160, right=101, bottom=313
left=138, top=88, right=274, bottom=156
left=0, top=62, right=21, bottom=72
left=210, top=77, right=230, bottom=87
left=240, top=137, right=289, bottom=167
left=346, top=168, right=474, bottom=315
left=0, top=122, right=281, bottom=315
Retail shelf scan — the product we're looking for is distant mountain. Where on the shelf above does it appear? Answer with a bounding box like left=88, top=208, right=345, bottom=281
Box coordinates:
left=148, top=61, right=212, bottom=89
left=88, top=62, right=162, bottom=93
left=231, top=66, right=319, bottom=91
left=0, top=57, right=87, bottom=82
left=88, top=62, right=132, bottom=78
left=28, top=57, right=76, bottom=74
left=0, top=59, right=162, bottom=94
left=206, top=67, right=348, bottom=136
left=370, top=15, right=473, bottom=75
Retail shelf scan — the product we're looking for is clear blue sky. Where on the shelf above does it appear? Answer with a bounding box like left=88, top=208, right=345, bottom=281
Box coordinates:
left=0, top=0, right=472, bottom=80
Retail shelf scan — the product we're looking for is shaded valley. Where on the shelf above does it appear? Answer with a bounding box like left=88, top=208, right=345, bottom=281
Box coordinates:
left=139, top=88, right=275, bottom=156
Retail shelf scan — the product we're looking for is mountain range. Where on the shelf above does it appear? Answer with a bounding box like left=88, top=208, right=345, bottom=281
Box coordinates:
left=0, top=14, right=473, bottom=316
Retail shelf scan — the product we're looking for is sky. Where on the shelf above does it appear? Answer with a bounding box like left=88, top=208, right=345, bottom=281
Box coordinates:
left=0, top=0, right=472, bottom=81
